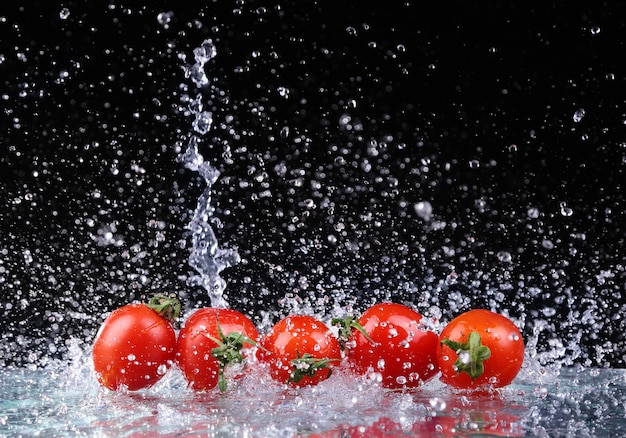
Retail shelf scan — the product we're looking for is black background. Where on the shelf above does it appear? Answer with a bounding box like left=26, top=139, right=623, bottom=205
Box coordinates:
left=1, top=2, right=624, bottom=368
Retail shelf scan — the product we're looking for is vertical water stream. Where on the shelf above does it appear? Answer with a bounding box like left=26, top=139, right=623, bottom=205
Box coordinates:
left=178, top=39, right=239, bottom=309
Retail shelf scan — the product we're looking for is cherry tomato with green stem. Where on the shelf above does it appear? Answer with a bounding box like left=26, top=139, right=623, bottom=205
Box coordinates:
left=437, top=309, right=524, bottom=389
left=336, top=302, right=439, bottom=389
left=256, top=315, right=341, bottom=388
left=92, top=294, right=180, bottom=391
left=176, top=307, right=260, bottom=391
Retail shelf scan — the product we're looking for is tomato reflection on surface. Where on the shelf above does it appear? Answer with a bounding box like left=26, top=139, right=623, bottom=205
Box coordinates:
left=305, top=389, right=525, bottom=437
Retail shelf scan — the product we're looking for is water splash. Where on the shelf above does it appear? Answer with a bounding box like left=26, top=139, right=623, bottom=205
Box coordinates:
left=178, top=39, right=239, bottom=308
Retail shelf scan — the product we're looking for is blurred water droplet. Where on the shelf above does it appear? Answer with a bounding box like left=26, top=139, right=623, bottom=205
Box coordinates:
left=277, top=86, right=289, bottom=98
left=458, top=350, right=471, bottom=364
left=430, top=397, right=447, bottom=412
left=527, top=207, right=540, bottom=218
left=157, top=11, right=174, bottom=28
left=560, top=202, right=574, bottom=217
left=339, top=113, right=351, bottom=127
left=413, top=201, right=433, bottom=221
left=573, top=108, right=585, bottom=123
left=535, top=386, right=549, bottom=399
left=497, top=251, right=512, bottom=263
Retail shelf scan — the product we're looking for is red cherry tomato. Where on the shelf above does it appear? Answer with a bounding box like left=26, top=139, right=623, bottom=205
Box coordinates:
left=92, top=296, right=179, bottom=391
left=344, top=303, right=439, bottom=389
left=256, top=315, right=341, bottom=387
left=437, top=309, right=524, bottom=389
left=176, top=307, right=259, bottom=391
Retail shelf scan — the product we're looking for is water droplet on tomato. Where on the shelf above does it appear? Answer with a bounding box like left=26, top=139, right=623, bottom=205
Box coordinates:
left=458, top=351, right=471, bottom=365
left=408, top=372, right=420, bottom=382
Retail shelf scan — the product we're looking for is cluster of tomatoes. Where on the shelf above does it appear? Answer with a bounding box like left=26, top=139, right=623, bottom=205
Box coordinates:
left=92, top=295, right=525, bottom=392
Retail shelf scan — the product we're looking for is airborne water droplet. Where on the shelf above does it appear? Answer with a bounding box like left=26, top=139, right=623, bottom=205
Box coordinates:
left=560, top=202, right=574, bottom=217
left=194, top=39, right=218, bottom=64
left=157, top=11, right=174, bottom=28
left=573, top=108, right=585, bottom=123
left=413, top=201, right=433, bottom=221
left=192, top=111, right=213, bottom=135
left=497, top=251, right=512, bottom=263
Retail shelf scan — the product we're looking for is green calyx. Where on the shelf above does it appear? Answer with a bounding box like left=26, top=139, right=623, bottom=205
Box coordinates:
left=288, top=351, right=339, bottom=384
left=331, top=316, right=376, bottom=349
left=208, top=320, right=259, bottom=392
left=441, top=331, right=491, bottom=380
left=145, top=294, right=181, bottom=322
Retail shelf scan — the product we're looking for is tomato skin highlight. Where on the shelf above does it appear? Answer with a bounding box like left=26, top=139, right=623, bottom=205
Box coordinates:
left=346, top=303, right=439, bottom=389
left=92, top=303, right=176, bottom=391
left=437, top=309, right=525, bottom=389
left=175, top=307, right=259, bottom=391
left=256, top=315, right=341, bottom=387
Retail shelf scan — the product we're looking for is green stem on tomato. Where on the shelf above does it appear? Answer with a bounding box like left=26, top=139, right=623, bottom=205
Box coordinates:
left=207, top=317, right=262, bottom=392
left=331, top=316, right=376, bottom=350
left=288, top=350, right=340, bottom=384
left=441, top=331, right=491, bottom=380
left=145, top=294, right=181, bottom=323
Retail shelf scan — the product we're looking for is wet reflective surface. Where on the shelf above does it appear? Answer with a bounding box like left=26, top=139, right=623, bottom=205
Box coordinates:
left=2, top=360, right=625, bottom=437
